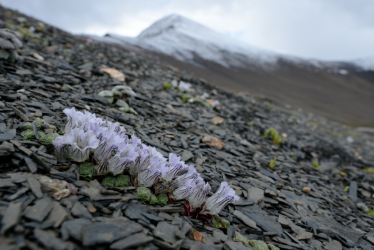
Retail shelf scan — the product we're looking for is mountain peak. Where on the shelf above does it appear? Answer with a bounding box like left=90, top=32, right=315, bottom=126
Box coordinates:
left=137, top=14, right=209, bottom=39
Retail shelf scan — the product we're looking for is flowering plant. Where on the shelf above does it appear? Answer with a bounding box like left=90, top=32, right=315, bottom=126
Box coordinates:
left=52, top=108, right=239, bottom=227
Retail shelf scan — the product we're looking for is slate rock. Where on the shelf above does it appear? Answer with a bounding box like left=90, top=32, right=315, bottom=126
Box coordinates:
left=46, top=201, right=68, bottom=228
left=0, top=129, right=16, bottom=142
left=153, top=221, right=179, bottom=244
left=349, top=181, right=358, bottom=202
left=234, top=198, right=255, bottom=206
left=0, top=179, right=16, bottom=188
left=82, top=218, right=143, bottom=246
left=4, top=186, right=29, bottom=201
left=225, top=241, right=254, bottom=250
left=306, top=215, right=363, bottom=244
left=24, top=157, right=38, bottom=173
left=1, top=201, right=23, bottom=234
left=24, top=197, right=52, bottom=222
left=142, top=212, right=165, bottom=222
left=60, top=218, right=92, bottom=241
left=124, top=203, right=148, bottom=221
left=233, top=210, right=257, bottom=228
left=27, top=175, right=43, bottom=198
left=34, top=228, right=73, bottom=250
left=181, top=150, right=193, bottom=161
left=71, top=202, right=93, bottom=219
left=237, top=204, right=283, bottom=236
left=324, top=240, right=342, bottom=250
left=110, top=232, right=153, bottom=249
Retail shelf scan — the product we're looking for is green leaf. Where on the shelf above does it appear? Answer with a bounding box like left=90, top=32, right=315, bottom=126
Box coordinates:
left=213, top=217, right=221, bottom=229
left=115, top=175, right=130, bottom=187
left=248, top=240, right=269, bottom=250
left=156, top=193, right=168, bottom=206
left=39, top=133, right=59, bottom=145
left=267, top=244, right=280, bottom=250
left=163, top=82, right=172, bottom=89
left=101, top=176, right=116, bottom=187
left=23, top=122, right=33, bottom=130
left=98, top=90, right=114, bottom=104
left=105, top=96, right=114, bottom=104
left=149, top=195, right=158, bottom=205
left=78, top=162, right=95, bottom=180
left=34, top=120, right=44, bottom=124
left=263, top=128, right=283, bottom=146
left=212, top=215, right=230, bottom=229
left=233, top=231, right=249, bottom=245
left=221, top=218, right=230, bottom=228
left=268, top=158, right=277, bottom=168
left=49, top=124, right=57, bottom=131
left=21, top=130, right=35, bottom=140
left=137, top=187, right=151, bottom=202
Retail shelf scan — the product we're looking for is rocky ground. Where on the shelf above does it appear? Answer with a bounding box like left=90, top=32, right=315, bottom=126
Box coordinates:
left=1, top=5, right=374, bottom=250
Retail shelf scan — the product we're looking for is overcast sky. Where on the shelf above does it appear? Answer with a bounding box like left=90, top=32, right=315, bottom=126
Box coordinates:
left=1, top=0, right=373, bottom=61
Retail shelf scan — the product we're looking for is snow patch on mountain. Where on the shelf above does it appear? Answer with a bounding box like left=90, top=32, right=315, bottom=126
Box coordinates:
left=91, top=14, right=374, bottom=72
left=98, top=14, right=285, bottom=69
left=351, top=56, right=374, bottom=71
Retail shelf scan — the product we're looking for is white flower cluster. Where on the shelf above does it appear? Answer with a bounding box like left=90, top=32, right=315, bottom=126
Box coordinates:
left=53, top=108, right=239, bottom=215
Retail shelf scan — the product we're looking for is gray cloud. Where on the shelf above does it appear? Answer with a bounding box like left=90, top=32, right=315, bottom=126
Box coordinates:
left=1, top=0, right=373, bottom=60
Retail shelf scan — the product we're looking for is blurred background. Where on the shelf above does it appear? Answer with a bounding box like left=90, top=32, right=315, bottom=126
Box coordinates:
left=1, top=0, right=374, bottom=127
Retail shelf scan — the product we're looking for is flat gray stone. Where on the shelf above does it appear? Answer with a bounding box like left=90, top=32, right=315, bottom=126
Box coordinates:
left=5, top=187, right=29, bottom=200
left=24, top=197, right=52, bottom=222
left=234, top=198, right=255, bottom=206
left=233, top=210, right=257, bottom=228
left=349, top=181, right=358, bottom=202
left=110, top=232, right=153, bottom=249
left=142, top=212, right=165, bottom=222
left=324, top=240, right=342, bottom=250
left=213, top=230, right=228, bottom=242
left=124, top=203, right=148, bottom=221
left=247, top=187, right=264, bottom=203
left=71, top=202, right=92, bottom=219
left=1, top=201, right=23, bottom=234
left=61, top=218, right=92, bottom=241
left=0, top=179, right=16, bottom=188
left=153, top=221, right=179, bottom=244
left=24, top=157, right=38, bottom=173
left=181, top=150, right=193, bottom=161
left=46, top=201, right=68, bottom=228
left=27, top=175, right=43, bottom=198
left=82, top=218, right=143, bottom=246
left=34, top=228, right=73, bottom=250
left=306, top=215, right=363, bottom=244
left=237, top=204, right=283, bottom=236
left=225, top=241, right=253, bottom=250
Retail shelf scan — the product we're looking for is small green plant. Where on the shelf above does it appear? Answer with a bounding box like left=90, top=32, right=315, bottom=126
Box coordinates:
left=248, top=121, right=254, bottom=126
left=163, top=82, right=172, bottom=89
left=363, top=167, right=374, bottom=174
left=268, top=158, right=277, bottom=168
left=312, top=161, right=321, bottom=170
left=289, top=152, right=295, bottom=160
left=263, top=128, right=283, bottom=146
left=367, top=208, right=374, bottom=217
left=344, top=186, right=349, bottom=192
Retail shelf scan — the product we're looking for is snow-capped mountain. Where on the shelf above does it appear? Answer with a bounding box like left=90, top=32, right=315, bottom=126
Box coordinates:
left=92, top=14, right=373, bottom=72
left=90, top=14, right=374, bottom=127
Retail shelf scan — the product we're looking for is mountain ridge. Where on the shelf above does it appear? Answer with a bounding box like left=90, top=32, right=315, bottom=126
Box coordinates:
left=91, top=14, right=374, bottom=126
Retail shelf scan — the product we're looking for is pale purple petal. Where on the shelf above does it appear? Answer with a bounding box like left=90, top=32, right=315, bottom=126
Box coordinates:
left=188, top=181, right=211, bottom=208
left=173, top=179, right=196, bottom=200
left=138, top=168, right=162, bottom=187
left=163, top=153, right=187, bottom=182
left=206, top=182, right=240, bottom=215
